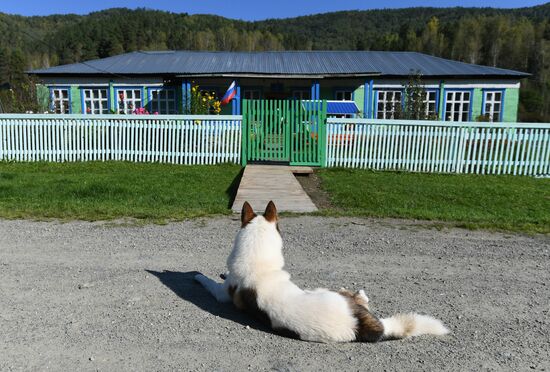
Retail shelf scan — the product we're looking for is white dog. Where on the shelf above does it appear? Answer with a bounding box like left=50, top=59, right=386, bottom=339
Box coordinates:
left=195, top=201, right=449, bottom=343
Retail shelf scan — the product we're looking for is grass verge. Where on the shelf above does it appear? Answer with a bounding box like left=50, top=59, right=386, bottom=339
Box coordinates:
left=316, top=168, right=550, bottom=234
left=0, top=162, right=242, bottom=221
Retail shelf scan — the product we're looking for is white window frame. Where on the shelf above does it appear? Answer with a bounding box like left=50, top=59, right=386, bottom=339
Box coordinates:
left=444, top=90, right=471, bottom=122
left=116, top=88, right=143, bottom=114
left=483, top=90, right=503, bottom=122
left=149, top=88, right=177, bottom=114
left=335, top=90, right=353, bottom=101
left=423, top=90, right=438, bottom=118
left=50, top=88, right=70, bottom=114
left=83, top=88, right=109, bottom=115
left=376, top=90, right=402, bottom=119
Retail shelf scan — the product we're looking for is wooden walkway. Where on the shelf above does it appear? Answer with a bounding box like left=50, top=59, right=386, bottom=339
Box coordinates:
left=231, top=165, right=318, bottom=213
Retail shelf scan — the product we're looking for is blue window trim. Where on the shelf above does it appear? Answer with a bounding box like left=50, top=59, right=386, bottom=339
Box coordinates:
left=442, top=88, right=474, bottom=122
left=80, top=86, right=110, bottom=114
left=363, top=80, right=373, bottom=118
left=113, top=86, right=146, bottom=113
left=232, top=80, right=241, bottom=115
left=182, top=80, right=191, bottom=114
left=146, top=86, right=177, bottom=114
left=481, top=88, right=505, bottom=123
left=367, top=80, right=374, bottom=118
left=373, top=88, right=404, bottom=119
left=311, top=81, right=320, bottom=101
left=48, top=86, right=72, bottom=114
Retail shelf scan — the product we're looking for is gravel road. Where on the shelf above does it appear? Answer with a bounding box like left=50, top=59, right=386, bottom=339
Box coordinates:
left=1, top=216, right=549, bottom=371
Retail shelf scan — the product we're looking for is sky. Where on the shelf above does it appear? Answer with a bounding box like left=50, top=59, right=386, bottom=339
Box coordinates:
left=0, top=0, right=547, bottom=20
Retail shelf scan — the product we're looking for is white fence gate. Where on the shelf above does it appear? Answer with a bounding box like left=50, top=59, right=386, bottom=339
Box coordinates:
left=0, top=114, right=242, bottom=165
left=326, top=118, right=550, bottom=176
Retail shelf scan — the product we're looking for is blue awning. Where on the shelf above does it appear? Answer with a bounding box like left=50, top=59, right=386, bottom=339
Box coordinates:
left=302, top=100, right=359, bottom=114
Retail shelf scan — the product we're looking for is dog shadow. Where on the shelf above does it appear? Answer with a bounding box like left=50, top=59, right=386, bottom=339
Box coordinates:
left=146, top=270, right=271, bottom=334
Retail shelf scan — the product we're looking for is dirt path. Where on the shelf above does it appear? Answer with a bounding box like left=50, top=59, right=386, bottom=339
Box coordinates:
left=1, top=217, right=549, bottom=371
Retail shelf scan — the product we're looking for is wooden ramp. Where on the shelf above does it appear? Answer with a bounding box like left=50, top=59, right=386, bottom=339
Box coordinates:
left=232, top=165, right=318, bottom=213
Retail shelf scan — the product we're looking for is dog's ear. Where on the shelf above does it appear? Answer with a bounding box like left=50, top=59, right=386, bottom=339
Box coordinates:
left=241, top=201, right=257, bottom=227
left=264, top=200, right=278, bottom=223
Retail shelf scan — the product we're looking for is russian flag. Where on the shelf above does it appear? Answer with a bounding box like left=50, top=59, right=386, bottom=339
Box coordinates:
left=220, top=81, right=237, bottom=106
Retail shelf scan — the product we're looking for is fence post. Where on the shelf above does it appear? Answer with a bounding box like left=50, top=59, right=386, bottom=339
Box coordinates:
left=320, top=100, right=328, bottom=167
left=241, top=100, right=248, bottom=167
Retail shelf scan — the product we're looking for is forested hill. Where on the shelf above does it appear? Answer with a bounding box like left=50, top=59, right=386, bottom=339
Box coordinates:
left=0, top=4, right=549, bottom=120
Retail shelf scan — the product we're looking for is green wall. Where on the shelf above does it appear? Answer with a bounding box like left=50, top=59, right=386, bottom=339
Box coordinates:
left=438, top=82, right=445, bottom=119
left=70, top=86, right=81, bottom=114
left=503, top=88, right=519, bottom=122
left=353, top=86, right=365, bottom=116
left=471, top=88, right=483, bottom=120
left=109, top=83, right=115, bottom=114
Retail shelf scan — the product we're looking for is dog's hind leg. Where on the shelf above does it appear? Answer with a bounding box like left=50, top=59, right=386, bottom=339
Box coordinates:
left=194, top=274, right=232, bottom=303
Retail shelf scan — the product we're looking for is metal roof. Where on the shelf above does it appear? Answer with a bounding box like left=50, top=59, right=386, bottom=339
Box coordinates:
left=303, top=100, right=359, bottom=114
left=29, top=51, right=530, bottom=78
left=326, top=101, right=359, bottom=114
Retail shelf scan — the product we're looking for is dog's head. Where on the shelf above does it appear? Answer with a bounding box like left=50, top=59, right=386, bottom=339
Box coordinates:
left=241, top=200, right=278, bottom=229
left=227, top=200, right=284, bottom=281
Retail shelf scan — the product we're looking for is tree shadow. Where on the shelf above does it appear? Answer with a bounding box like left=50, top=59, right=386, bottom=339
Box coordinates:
left=146, top=270, right=270, bottom=334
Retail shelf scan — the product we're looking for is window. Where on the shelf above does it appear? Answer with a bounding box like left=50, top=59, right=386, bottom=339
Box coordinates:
left=243, top=89, right=261, bottom=100
left=376, top=90, right=402, bottom=119
left=50, top=88, right=70, bottom=114
left=83, top=88, right=109, bottom=115
left=445, top=91, right=471, bottom=122
left=116, top=89, right=142, bottom=114
left=335, top=90, right=353, bottom=101
left=423, top=91, right=438, bottom=118
left=292, top=89, right=310, bottom=100
left=150, top=89, right=177, bottom=114
left=483, top=91, right=503, bottom=122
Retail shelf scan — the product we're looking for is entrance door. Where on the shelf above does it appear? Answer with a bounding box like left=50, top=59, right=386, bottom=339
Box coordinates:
left=242, top=99, right=327, bottom=166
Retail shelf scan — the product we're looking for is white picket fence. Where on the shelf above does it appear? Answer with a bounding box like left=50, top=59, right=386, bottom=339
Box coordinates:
left=326, top=118, right=550, bottom=176
left=0, top=114, right=242, bottom=165
left=3, top=114, right=550, bottom=176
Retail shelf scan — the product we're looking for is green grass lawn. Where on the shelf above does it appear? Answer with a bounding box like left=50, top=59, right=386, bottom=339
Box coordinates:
left=1, top=162, right=548, bottom=233
left=317, top=168, right=550, bottom=234
left=0, top=162, right=242, bottom=221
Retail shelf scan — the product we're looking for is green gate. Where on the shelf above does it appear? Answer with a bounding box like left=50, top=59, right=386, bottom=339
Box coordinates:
left=241, top=99, right=327, bottom=166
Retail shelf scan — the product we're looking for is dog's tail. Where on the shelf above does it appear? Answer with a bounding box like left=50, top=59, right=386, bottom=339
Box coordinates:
left=380, top=313, right=449, bottom=339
